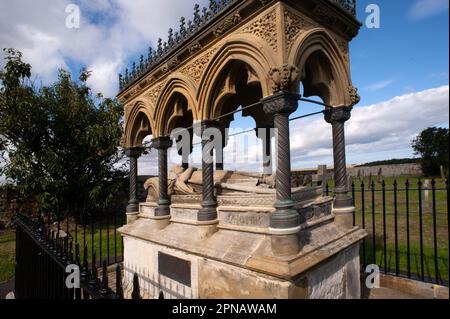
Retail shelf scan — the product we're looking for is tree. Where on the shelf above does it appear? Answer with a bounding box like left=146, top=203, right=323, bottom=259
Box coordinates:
left=0, top=48, right=126, bottom=219
left=412, top=127, right=449, bottom=177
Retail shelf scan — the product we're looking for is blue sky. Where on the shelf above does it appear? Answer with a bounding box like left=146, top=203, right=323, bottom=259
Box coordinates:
left=352, top=0, right=449, bottom=106
left=0, top=0, right=449, bottom=175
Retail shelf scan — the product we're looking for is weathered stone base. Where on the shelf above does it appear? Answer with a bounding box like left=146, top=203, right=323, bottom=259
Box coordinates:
left=119, top=215, right=366, bottom=299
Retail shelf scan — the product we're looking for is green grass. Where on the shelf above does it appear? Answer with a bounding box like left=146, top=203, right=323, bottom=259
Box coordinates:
left=0, top=230, right=16, bottom=283
left=70, top=223, right=123, bottom=266
left=0, top=221, right=124, bottom=283
left=348, top=176, right=449, bottom=284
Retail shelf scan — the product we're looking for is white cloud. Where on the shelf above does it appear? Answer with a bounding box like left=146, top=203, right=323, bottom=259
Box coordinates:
left=289, top=85, right=449, bottom=168
left=364, top=79, right=395, bottom=92
left=409, top=0, right=449, bottom=20
left=0, top=0, right=207, bottom=97
left=141, top=85, right=448, bottom=174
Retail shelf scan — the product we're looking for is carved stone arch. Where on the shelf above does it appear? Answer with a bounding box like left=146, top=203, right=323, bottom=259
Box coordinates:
left=289, top=28, right=355, bottom=107
left=125, top=101, right=154, bottom=147
left=197, top=36, right=277, bottom=120
left=154, top=74, right=199, bottom=137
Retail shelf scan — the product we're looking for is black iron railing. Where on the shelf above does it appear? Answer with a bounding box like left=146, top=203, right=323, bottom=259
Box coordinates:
left=327, top=178, right=449, bottom=286
left=14, top=213, right=147, bottom=299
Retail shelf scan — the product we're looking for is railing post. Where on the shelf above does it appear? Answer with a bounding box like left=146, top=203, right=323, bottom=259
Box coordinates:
left=418, top=179, right=425, bottom=281
left=431, top=179, right=439, bottom=283
left=382, top=180, right=387, bottom=274
left=361, top=181, right=366, bottom=267
left=406, top=179, right=411, bottom=278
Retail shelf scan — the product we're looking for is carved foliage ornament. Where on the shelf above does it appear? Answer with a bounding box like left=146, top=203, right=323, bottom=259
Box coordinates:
left=284, top=10, right=315, bottom=53
left=348, top=85, right=360, bottom=106
left=269, top=64, right=299, bottom=93
left=180, top=47, right=218, bottom=83
left=188, top=42, right=203, bottom=54
left=243, top=10, right=277, bottom=51
left=213, top=12, right=242, bottom=37
left=147, top=82, right=165, bottom=107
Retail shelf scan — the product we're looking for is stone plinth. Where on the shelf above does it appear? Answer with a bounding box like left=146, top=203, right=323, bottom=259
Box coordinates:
left=119, top=197, right=366, bottom=299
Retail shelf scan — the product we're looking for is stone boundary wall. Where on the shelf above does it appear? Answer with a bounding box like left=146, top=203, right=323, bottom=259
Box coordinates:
left=347, top=164, right=422, bottom=178
left=293, top=163, right=422, bottom=181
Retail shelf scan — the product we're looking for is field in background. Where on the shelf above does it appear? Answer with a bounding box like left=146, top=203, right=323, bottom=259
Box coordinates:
left=350, top=176, right=449, bottom=284
left=1, top=176, right=448, bottom=286
left=0, top=230, right=15, bottom=283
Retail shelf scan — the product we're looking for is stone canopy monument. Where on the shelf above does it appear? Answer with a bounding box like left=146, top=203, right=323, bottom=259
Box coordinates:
left=117, top=0, right=366, bottom=299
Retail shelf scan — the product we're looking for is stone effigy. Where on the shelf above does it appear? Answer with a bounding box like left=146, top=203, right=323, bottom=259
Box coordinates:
left=144, top=166, right=277, bottom=201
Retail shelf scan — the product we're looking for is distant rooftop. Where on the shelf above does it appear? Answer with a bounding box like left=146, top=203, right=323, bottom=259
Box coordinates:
left=118, top=0, right=357, bottom=92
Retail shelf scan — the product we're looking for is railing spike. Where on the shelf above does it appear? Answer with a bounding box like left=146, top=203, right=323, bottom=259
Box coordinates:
left=80, top=245, right=89, bottom=282
left=115, top=264, right=124, bottom=299
left=99, top=260, right=112, bottom=298
left=131, top=273, right=141, bottom=299
left=88, top=250, right=100, bottom=291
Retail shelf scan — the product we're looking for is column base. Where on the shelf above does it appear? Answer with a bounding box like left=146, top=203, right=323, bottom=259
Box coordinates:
left=126, top=203, right=139, bottom=213
left=126, top=212, right=139, bottom=224
left=333, top=192, right=353, bottom=209
left=333, top=206, right=355, bottom=229
left=155, top=205, right=171, bottom=217
left=198, top=202, right=218, bottom=222
left=270, top=202, right=300, bottom=229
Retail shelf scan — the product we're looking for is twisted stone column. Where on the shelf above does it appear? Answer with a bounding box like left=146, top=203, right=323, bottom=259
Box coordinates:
left=325, top=106, right=354, bottom=228
left=152, top=137, right=173, bottom=217
left=126, top=148, right=143, bottom=223
left=198, top=120, right=220, bottom=222
left=261, top=92, right=300, bottom=230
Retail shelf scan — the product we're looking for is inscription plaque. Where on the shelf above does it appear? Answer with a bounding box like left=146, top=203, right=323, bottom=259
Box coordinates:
left=158, top=252, right=191, bottom=287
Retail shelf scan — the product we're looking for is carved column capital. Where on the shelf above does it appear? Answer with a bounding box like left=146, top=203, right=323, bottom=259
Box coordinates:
left=324, top=106, right=353, bottom=124
left=261, top=91, right=300, bottom=116
left=125, top=147, right=143, bottom=159
left=152, top=136, right=173, bottom=150
left=348, top=85, right=361, bottom=106
left=269, top=64, right=299, bottom=94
